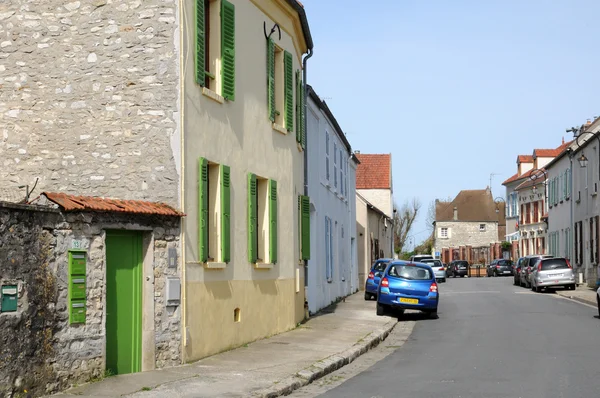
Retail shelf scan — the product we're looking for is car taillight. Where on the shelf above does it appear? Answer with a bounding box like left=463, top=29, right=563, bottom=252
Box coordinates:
left=429, top=282, right=438, bottom=293
left=496, top=265, right=501, bottom=269
left=566, top=259, right=572, bottom=269
left=368, top=272, right=374, bottom=280
left=537, top=263, right=542, bottom=271
left=381, top=277, right=389, bottom=288
left=440, top=267, right=445, bottom=271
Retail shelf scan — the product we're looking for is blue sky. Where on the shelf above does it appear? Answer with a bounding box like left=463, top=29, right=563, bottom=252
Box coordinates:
left=300, top=0, right=600, bottom=248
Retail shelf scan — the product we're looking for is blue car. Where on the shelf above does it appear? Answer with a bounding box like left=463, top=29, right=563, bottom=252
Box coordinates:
left=364, top=258, right=392, bottom=300
left=376, top=261, right=439, bottom=318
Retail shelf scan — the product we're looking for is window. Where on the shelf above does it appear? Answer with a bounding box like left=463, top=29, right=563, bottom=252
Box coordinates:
left=575, top=221, right=583, bottom=264
left=339, top=148, right=343, bottom=197
left=325, top=216, right=333, bottom=281
left=525, top=203, right=531, bottom=224
left=533, top=201, right=539, bottom=223
left=479, top=224, right=486, bottom=232
left=440, top=227, right=448, bottom=238
left=195, top=0, right=235, bottom=100
left=325, top=132, right=330, bottom=182
left=566, top=168, right=571, bottom=199
left=298, top=195, right=310, bottom=260
left=333, top=143, right=338, bottom=189
left=198, top=158, right=230, bottom=263
left=267, top=39, right=293, bottom=130
left=248, top=174, right=277, bottom=264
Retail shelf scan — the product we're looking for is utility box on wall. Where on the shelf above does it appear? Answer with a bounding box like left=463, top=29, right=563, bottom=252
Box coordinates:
left=68, top=250, right=87, bottom=324
left=1, top=285, right=18, bottom=312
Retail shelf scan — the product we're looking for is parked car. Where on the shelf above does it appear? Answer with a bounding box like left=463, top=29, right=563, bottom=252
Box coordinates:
left=364, top=258, right=392, bottom=300
left=420, top=258, right=446, bottom=283
left=447, top=260, right=469, bottom=277
left=409, top=254, right=434, bottom=262
left=529, top=257, right=576, bottom=292
left=519, top=254, right=553, bottom=288
left=487, top=259, right=514, bottom=277
left=513, top=257, right=528, bottom=286
left=376, top=261, right=439, bottom=318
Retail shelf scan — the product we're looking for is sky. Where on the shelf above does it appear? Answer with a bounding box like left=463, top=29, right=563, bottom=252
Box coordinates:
left=299, top=0, right=600, bottom=249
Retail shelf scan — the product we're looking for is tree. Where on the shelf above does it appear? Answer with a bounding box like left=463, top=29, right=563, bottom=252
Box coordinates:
left=393, top=198, right=421, bottom=254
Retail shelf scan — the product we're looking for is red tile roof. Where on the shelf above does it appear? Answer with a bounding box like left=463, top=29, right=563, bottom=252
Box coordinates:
left=517, top=155, right=533, bottom=163
left=502, top=168, right=537, bottom=185
left=355, top=154, right=392, bottom=189
left=515, top=168, right=547, bottom=191
left=533, top=141, right=573, bottom=158
left=41, top=192, right=184, bottom=216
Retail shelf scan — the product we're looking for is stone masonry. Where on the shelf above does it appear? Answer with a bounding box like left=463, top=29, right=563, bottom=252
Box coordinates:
left=0, top=0, right=180, bottom=206
left=0, top=202, right=181, bottom=397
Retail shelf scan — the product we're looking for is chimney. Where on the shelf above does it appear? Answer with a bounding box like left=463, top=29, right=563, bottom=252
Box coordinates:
left=586, top=119, right=592, bottom=126
left=562, top=136, right=564, bottom=144
left=354, top=150, right=360, bottom=154
left=453, top=206, right=458, bottom=221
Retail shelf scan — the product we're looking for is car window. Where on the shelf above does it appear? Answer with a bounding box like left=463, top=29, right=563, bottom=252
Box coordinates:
left=421, top=259, right=442, bottom=267
left=501, top=260, right=513, bottom=266
left=540, top=258, right=569, bottom=271
left=528, top=258, right=540, bottom=267
left=372, top=261, right=389, bottom=272
left=456, top=261, right=468, bottom=267
left=388, top=265, right=432, bottom=280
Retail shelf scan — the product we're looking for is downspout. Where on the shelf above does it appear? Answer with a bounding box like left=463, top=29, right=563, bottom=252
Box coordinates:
left=302, top=48, right=312, bottom=316
left=569, top=150, right=575, bottom=279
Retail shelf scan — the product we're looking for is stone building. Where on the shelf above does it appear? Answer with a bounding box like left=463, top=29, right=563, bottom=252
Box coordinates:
left=0, top=194, right=183, bottom=397
left=433, top=188, right=506, bottom=264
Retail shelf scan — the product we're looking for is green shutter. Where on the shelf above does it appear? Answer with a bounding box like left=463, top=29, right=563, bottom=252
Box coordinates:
left=198, top=157, right=208, bottom=262
left=301, top=195, right=310, bottom=260
left=300, top=82, right=306, bottom=149
left=248, top=173, right=257, bottom=263
left=269, top=179, right=278, bottom=264
left=220, top=165, right=231, bottom=263
left=284, top=51, right=293, bottom=131
left=295, top=70, right=302, bottom=143
left=267, top=38, right=275, bottom=122
left=195, top=0, right=205, bottom=85
left=221, top=0, right=235, bottom=100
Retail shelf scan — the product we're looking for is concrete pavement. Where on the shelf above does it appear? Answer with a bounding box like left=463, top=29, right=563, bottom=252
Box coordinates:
left=53, top=293, right=398, bottom=398
left=315, top=277, right=600, bottom=398
left=556, top=284, right=597, bottom=307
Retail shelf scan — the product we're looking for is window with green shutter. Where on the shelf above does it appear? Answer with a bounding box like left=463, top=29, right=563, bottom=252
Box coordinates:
left=295, top=70, right=302, bottom=143
left=221, top=0, right=235, bottom=100
left=284, top=51, right=293, bottom=131
left=300, top=195, right=310, bottom=260
left=269, top=179, right=278, bottom=264
left=267, top=38, right=275, bottom=122
left=195, top=0, right=206, bottom=86
left=198, top=157, right=209, bottom=262
left=248, top=173, right=258, bottom=263
left=220, top=164, right=231, bottom=263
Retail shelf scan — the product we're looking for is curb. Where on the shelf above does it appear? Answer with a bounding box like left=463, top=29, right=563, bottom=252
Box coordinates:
left=257, top=319, right=398, bottom=398
left=556, top=291, right=597, bottom=307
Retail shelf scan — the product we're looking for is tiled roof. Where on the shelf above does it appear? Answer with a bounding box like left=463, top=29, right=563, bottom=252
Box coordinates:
left=502, top=168, right=536, bottom=185
left=534, top=141, right=572, bottom=158
left=355, top=154, right=392, bottom=189
left=41, top=192, right=184, bottom=216
left=517, top=155, right=533, bottom=163
left=435, top=189, right=500, bottom=222
left=514, top=169, right=546, bottom=191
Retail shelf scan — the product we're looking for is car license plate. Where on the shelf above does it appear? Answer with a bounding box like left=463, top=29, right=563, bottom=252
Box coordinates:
left=399, top=298, right=418, bottom=304
left=503, top=271, right=510, bottom=274
left=548, top=274, right=563, bottom=278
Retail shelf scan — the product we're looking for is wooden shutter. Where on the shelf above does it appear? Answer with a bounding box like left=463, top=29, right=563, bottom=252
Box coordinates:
left=220, top=165, right=231, bottom=263
left=269, top=179, right=278, bottom=263
left=284, top=51, right=293, bottom=131
left=198, top=157, right=208, bottom=262
left=221, top=0, right=235, bottom=100
left=295, top=70, right=302, bottom=143
left=300, top=82, right=306, bottom=148
left=325, top=217, right=330, bottom=279
left=267, top=38, right=275, bottom=122
left=301, top=195, right=310, bottom=260
left=248, top=173, right=257, bottom=263
left=195, top=0, right=205, bottom=85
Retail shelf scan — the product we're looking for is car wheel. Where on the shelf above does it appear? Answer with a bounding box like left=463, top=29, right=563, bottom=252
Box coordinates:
left=426, top=309, right=438, bottom=319
left=513, top=277, right=518, bottom=286
left=364, top=292, right=371, bottom=301
left=442, top=278, right=446, bottom=283
left=569, top=284, right=576, bottom=291
left=376, top=302, right=386, bottom=316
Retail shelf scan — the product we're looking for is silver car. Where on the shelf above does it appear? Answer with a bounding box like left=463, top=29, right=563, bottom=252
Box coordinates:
left=529, top=257, right=576, bottom=292
left=519, top=254, right=553, bottom=288
left=421, top=259, right=446, bottom=283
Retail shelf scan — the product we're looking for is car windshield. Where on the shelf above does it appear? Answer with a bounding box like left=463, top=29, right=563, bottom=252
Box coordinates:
left=372, top=261, right=389, bottom=272
left=388, top=265, right=432, bottom=280
left=501, top=260, right=513, bottom=266
left=456, top=261, right=468, bottom=267
left=540, top=259, right=570, bottom=271
left=421, top=260, right=442, bottom=267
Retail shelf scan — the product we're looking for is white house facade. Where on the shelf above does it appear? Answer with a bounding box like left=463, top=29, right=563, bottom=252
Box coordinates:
left=305, top=85, right=359, bottom=314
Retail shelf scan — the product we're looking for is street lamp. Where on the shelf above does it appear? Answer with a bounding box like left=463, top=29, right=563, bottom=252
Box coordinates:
left=578, top=153, right=589, bottom=168
left=568, top=126, right=599, bottom=175
left=494, top=197, right=505, bottom=214
left=529, top=168, right=548, bottom=202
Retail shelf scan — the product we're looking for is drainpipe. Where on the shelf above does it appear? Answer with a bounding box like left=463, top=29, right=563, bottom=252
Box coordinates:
left=302, top=48, right=312, bottom=317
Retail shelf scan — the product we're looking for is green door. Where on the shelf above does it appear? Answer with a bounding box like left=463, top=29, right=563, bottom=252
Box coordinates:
left=105, top=230, right=143, bottom=375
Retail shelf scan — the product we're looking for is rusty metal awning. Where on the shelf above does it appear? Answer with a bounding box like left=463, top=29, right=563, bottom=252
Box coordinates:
left=41, top=192, right=185, bottom=217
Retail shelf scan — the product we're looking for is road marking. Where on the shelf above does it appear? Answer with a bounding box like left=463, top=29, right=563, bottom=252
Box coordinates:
left=443, top=291, right=500, bottom=294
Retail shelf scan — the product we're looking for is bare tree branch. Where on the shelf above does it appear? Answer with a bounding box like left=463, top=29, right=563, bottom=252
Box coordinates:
left=394, top=198, right=421, bottom=254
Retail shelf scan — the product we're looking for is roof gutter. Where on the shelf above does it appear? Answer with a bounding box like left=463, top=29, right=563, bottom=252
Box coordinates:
left=284, top=0, right=314, bottom=50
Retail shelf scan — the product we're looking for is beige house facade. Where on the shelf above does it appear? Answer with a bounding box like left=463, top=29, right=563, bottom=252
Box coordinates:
left=181, top=0, right=314, bottom=361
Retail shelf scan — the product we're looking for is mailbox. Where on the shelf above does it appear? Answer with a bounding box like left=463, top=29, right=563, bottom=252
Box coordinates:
left=70, top=300, right=86, bottom=324
left=68, top=249, right=87, bottom=325
left=1, top=285, right=17, bottom=312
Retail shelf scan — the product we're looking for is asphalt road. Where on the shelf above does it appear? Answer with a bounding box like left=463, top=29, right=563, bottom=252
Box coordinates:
left=295, top=277, right=600, bottom=398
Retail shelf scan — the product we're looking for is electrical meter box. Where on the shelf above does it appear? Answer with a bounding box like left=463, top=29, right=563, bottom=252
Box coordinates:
left=68, top=249, right=87, bottom=324
left=1, top=285, right=17, bottom=312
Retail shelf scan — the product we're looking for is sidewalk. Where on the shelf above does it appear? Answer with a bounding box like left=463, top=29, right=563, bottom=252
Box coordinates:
left=556, top=285, right=598, bottom=307
left=54, top=293, right=397, bottom=398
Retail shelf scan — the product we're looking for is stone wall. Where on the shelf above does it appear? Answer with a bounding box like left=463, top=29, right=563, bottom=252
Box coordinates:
left=0, top=0, right=181, bottom=206
left=434, top=221, right=499, bottom=256
left=0, top=202, right=182, bottom=397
